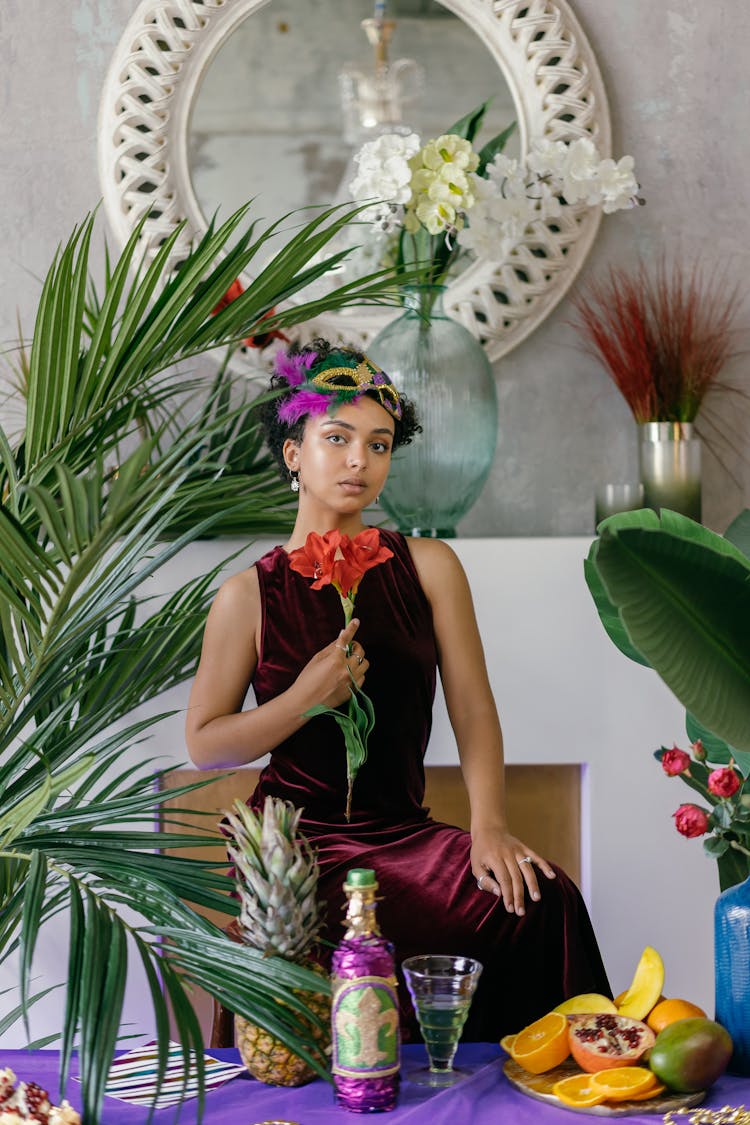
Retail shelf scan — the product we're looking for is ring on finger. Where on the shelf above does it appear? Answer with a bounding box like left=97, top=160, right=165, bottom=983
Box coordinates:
left=356, top=653, right=364, bottom=665
left=476, top=874, right=486, bottom=891
left=518, top=855, right=534, bottom=865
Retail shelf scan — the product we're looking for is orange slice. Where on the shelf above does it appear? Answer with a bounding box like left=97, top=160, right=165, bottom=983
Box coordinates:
left=510, top=1011, right=570, bottom=1074
left=626, top=1082, right=667, bottom=1101
left=553, top=1073, right=606, bottom=1107
left=500, top=1033, right=517, bottom=1054
left=590, top=1066, right=659, bottom=1101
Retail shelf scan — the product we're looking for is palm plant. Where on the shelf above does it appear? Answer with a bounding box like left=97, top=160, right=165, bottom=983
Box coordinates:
left=0, top=202, right=413, bottom=1123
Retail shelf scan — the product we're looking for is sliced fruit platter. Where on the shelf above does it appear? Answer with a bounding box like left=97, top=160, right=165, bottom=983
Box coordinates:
left=500, top=946, right=733, bottom=1116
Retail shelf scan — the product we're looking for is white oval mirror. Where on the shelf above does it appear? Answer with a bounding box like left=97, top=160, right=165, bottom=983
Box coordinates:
left=98, top=0, right=611, bottom=360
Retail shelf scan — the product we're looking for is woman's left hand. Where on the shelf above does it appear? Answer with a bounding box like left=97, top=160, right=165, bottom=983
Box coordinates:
left=471, top=829, right=556, bottom=915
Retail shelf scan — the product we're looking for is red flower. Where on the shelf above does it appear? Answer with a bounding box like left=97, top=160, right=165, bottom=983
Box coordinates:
left=211, top=278, right=288, bottom=349
left=661, top=746, right=691, bottom=776
left=212, top=278, right=244, bottom=315
left=288, top=529, right=393, bottom=603
left=338, top=528, right=394, bottom=599
left=288, top=529, right=344, bottom=590
left=287, top=528, right=394, bottom=822
left=708, top=767, right=741, bottom=799
left=673, top=804, right=710, bottom=839
left=691, top=739, right=707, bottom=761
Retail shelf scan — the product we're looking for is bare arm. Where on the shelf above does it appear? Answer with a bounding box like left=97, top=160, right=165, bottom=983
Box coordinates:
left=408, top=538, right=555, bottom=914
left=185, top=567, right=367, bottom=768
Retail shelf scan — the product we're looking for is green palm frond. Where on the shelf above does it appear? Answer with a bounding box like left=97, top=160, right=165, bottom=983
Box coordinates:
left=0, top=200, right=414, bottom=1122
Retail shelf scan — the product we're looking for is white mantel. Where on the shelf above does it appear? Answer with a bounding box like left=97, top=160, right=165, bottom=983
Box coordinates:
left=1, top=537, right=717, bottom=1048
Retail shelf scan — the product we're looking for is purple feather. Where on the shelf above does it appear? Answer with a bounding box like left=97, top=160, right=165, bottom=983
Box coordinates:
left=278, top=389, right=332, bottom=424
left=273, top=349, right=316, bottom=387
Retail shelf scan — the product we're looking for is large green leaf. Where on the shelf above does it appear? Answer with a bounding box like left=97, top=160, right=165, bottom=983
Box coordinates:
left=591, top=516, right=750, bottom=751
left=724, top=509, right=750, bottom=559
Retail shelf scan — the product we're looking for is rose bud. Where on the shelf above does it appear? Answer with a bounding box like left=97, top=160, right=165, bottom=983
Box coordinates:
left=691, top=739, right=707, bottom=761
left=707, top=767, right=741, bottom=799
left=673, top=803, right=710, bottom=838
left=661, top=746, right=691, bottom=776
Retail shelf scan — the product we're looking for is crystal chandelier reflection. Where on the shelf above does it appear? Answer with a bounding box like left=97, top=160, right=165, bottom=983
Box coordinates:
left=339, top=3, right=424, bottom=146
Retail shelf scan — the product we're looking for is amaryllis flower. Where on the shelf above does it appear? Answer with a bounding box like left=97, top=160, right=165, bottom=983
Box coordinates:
left=661, top=746, right=691, bottom=776
left=289, top=528, right=393, bottom=611
left=288, top=528, right=394, bottom=821
left=708, top=767, right=741, bottom=799
left=673, top=804, right=710, bottom=839
left=287, top=528, right=343, bottom=589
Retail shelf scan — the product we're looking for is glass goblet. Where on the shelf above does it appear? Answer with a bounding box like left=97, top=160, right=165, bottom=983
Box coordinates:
left=402, top=954, right=483, bottom=1087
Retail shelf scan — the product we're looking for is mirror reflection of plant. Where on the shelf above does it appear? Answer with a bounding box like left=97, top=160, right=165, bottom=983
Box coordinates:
left=0, top=201, right=417, bottom=1124
left=586, top=506, right=750, bottom=891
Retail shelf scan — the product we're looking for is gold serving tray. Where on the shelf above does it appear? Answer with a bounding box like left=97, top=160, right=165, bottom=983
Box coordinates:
left=503, top=1057, right=706, bottom=1117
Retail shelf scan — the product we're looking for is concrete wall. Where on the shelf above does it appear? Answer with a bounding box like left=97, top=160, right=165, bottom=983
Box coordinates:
left=0, top=0, right=747, bottom=1045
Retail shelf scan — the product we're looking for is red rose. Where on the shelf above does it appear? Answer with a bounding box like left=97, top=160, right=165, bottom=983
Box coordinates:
left=708, top=767, right=741, bottom=799
left=661, top=746, right=691, bottom=776
left=673, top=804, right=710, bottom=839
left=691, top=739, right=707, bottom=761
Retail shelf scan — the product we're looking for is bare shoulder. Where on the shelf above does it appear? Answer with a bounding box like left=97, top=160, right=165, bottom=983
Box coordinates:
left=404, top=537, right=468, bottom=600
left=207, top=565, right=260, bottom=626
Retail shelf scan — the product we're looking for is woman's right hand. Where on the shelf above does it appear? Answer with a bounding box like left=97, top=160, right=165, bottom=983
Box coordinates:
left=291, top=617, right=369, bottom=712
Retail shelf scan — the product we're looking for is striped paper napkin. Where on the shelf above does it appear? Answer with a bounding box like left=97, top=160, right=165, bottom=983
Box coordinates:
left=77, top=1041, right=246, bottom=1107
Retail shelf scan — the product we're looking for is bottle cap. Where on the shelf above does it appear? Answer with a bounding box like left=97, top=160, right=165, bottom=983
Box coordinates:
left=346, top=868, right=376, bottom=886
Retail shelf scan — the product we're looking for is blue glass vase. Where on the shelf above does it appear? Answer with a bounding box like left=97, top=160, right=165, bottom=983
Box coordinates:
left=367, top=285, right=498, bottom=538
left=714, top=872, right=750, bottom=1074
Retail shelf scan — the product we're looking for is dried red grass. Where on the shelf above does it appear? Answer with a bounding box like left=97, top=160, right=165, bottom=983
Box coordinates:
left=571, top=259, right=742, bottom=423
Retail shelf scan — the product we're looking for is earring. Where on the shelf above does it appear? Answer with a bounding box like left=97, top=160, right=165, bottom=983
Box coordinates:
left=290, top=470, right=300, bottom=493
left=374, top=495, right=380, bottom=505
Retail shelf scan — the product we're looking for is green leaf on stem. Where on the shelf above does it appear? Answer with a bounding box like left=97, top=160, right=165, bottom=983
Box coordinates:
left=477, top=121, right=517, bottom=176
left=446, top=100, right=490, bottom=142
left=704, top=834, right=729, bottom=858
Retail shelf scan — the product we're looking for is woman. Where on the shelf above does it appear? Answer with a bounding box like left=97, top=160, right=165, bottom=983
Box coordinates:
left=186, top=339, right=610, bottom=1039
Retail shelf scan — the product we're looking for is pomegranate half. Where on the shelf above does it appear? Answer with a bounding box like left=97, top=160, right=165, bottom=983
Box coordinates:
left=568, top=1013, right=655, bottom=1073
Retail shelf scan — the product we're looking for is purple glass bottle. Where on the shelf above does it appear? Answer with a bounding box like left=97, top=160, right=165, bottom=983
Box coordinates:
left=331, top=868, right=400, bottom=1112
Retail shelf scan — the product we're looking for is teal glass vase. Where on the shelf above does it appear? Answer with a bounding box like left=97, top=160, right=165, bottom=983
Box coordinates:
left=367, top=286, right=498, bottom=538
left=715, top=872, right=750, bottom=1074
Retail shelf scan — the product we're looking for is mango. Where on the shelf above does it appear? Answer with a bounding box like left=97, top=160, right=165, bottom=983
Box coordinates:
left=649, top=1018, right=732, bottom=1092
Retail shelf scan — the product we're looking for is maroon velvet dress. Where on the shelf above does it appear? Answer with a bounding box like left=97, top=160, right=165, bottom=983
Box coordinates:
left=248, top=529, right=610, bottom=1039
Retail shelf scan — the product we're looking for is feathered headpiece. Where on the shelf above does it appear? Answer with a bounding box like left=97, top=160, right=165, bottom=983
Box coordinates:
left=274, top=345, right=403, bottom=425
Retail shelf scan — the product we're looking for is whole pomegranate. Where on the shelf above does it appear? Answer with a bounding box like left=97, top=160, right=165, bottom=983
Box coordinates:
left=568, top=1013, right=655, bottom=1073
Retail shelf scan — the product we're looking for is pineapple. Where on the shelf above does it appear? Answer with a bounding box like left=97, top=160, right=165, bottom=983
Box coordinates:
left=223, top=795, right=330, bottom=1087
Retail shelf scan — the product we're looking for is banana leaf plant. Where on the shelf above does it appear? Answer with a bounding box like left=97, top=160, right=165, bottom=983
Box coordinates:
left=0, top=202, right=416, bottom=1123
left=585, top=506, right=750, bottom=889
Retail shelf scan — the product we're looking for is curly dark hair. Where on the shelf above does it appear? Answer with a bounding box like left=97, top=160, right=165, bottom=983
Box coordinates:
left=257, top=338, right=421, bottom=480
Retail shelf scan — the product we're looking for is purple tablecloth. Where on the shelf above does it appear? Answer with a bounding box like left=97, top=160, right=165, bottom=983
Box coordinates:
left=3, top=1046, right=750, bottom=1123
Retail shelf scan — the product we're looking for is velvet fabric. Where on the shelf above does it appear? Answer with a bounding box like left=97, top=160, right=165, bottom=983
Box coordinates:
left=249, top=530, right=610, bottom=1039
